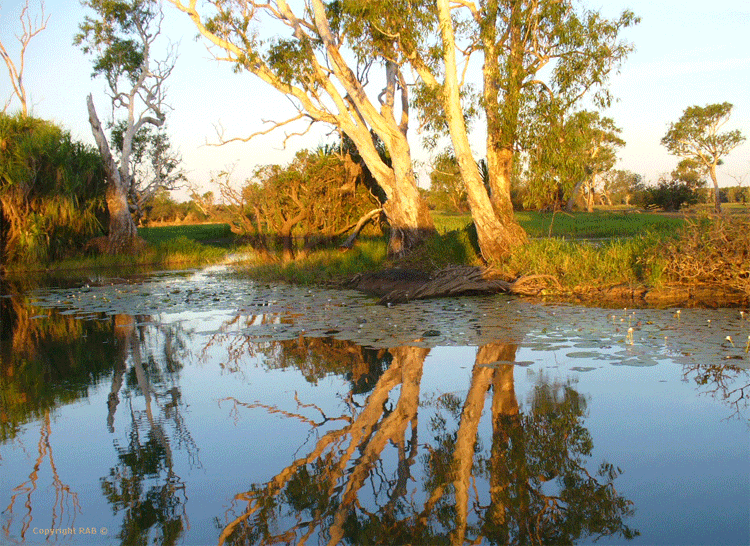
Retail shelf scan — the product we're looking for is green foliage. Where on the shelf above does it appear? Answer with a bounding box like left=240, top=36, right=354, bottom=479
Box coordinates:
left=74, top=0, right=153, bottom=82
left=638, top=177, right=700, bottom=212
left=671, top=158, right=707, bottom=188
left=428, top=150, right=468, bottom=213
left=522, top=110, right=624, bottom=210
left=599, top=170, right=642, bottom=206
left=0, top=113, right=106, bottom=263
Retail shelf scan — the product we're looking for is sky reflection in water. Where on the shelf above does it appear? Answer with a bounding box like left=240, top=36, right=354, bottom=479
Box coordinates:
left=1, top=268, right=748, bottom=545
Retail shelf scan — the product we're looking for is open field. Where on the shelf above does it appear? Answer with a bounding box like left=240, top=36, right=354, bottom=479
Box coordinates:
left=432, top=209, right=687, bottom=238
left=138, top=223, right=234, bottom=246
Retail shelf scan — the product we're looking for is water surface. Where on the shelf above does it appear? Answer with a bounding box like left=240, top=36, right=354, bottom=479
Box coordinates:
left=1, top=267, right=748, bottom=545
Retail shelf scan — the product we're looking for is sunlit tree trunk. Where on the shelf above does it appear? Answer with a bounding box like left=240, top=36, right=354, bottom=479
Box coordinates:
left=436, top=0, right=525, bottom=262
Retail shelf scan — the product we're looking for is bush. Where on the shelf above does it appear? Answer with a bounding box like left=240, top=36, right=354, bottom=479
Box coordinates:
left=661, top=215, right=750, bottom=292
left=0, top=113, right=106, bottom=263
left=638, top=178, right=699, bottom=211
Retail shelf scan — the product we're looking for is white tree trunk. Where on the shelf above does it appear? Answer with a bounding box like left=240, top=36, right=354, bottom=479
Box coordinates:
left=435, top=0, right=523, bottom=261
left=87, top=95, right=138, bottom=251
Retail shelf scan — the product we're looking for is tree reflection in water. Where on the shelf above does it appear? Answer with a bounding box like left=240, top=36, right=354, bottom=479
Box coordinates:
left=215, top=337, right=638, bottom=545
left=1, top=286, right=199, bottom=545
left=682, top=358, right=749, bottom=420
left=101, top=314, right=197, bottom=546
left=1, top=286, right=108, bottom=541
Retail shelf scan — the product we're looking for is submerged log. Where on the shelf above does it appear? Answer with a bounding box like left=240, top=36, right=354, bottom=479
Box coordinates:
left=345, top=265, right=560, bottom=304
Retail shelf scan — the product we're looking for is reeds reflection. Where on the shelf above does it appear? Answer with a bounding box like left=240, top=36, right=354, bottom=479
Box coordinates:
left=215, top=338, right=638, bottom=545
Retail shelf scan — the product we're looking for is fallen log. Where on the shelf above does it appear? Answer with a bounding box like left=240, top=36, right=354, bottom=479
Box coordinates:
left=344, top=265, right=561, bottom=304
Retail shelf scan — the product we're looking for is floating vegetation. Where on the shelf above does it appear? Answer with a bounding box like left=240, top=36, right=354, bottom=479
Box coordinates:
left=23, top=268, right=750, bottom=374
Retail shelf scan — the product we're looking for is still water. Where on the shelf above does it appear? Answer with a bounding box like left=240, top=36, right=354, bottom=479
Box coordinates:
left=1, top=267, right=748, bottom=545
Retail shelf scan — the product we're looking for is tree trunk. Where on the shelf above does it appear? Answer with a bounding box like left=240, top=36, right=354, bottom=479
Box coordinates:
left=436, top=0, right=524, bottom=262
left=710, top=162, right=722, bottom=213
left=382, top=141, right=435, bottom=257
left=482, top=1, right=526, bottom=243
left=347, top=123, right=435, bottom=258
left=566, top=179, right=584, bottom=211
left=87, top=95, right=138, bottom=252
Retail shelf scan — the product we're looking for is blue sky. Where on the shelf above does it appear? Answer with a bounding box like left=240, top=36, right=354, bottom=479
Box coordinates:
left=2, top=0, right=748, bottom=196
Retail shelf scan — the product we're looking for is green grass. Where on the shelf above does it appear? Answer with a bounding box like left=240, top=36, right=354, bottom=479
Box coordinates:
left=501, top=234, right=666, bottom=289
left=431, top=209, right=686, bottom=239
left=4, top=223, right=247, bottom=275
left=138, top=223, right=234, bottom=246
left=432, top=211, right=474, bottom=234
left=246, top=237, right=387, bottom=284
left=516, top=210, right=686, bottom=238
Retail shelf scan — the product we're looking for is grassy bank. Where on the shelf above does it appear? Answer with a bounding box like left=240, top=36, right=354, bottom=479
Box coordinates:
left=243, top=211, right=749, bottom=303
left=252, top=210, right=687, bottom=288
left=4, top=213, right=748, bottom=304
left=2, top=223, right=248, bottom=275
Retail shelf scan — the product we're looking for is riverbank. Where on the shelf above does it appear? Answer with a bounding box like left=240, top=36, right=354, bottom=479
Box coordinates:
left=3, top=212, right=748, bottom=308
left=247, top=213, right=750, bottom=308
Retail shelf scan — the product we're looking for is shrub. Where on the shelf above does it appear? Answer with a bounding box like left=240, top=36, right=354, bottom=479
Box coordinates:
left=0, top=113, right=106, bottom=263
left=661, top=215, right=750, bottom=292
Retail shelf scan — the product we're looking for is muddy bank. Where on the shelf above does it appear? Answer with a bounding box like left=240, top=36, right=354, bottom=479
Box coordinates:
left=344, top=266, right=750, bottom=308
left=563, top=283, right=750, bottom=309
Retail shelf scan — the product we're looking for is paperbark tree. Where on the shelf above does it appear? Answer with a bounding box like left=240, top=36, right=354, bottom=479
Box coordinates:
left=168, top=0, right=435, bottom=257
left=661, top=102, right=746, bottom=213
left=0, top=0, right=49, bottom=116
left=474, top=1, right=637, bottom=214
left=366, top=0, right=636, bottom=260
left=75, top=0, right=175, bottom=252
left=433, top=0, right=523, bottom=260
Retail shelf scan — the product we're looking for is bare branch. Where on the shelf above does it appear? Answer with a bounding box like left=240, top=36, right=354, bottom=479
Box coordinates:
left=0, top=0, right=49, bottom=115
left=209, top=112, right=315, bottom=147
